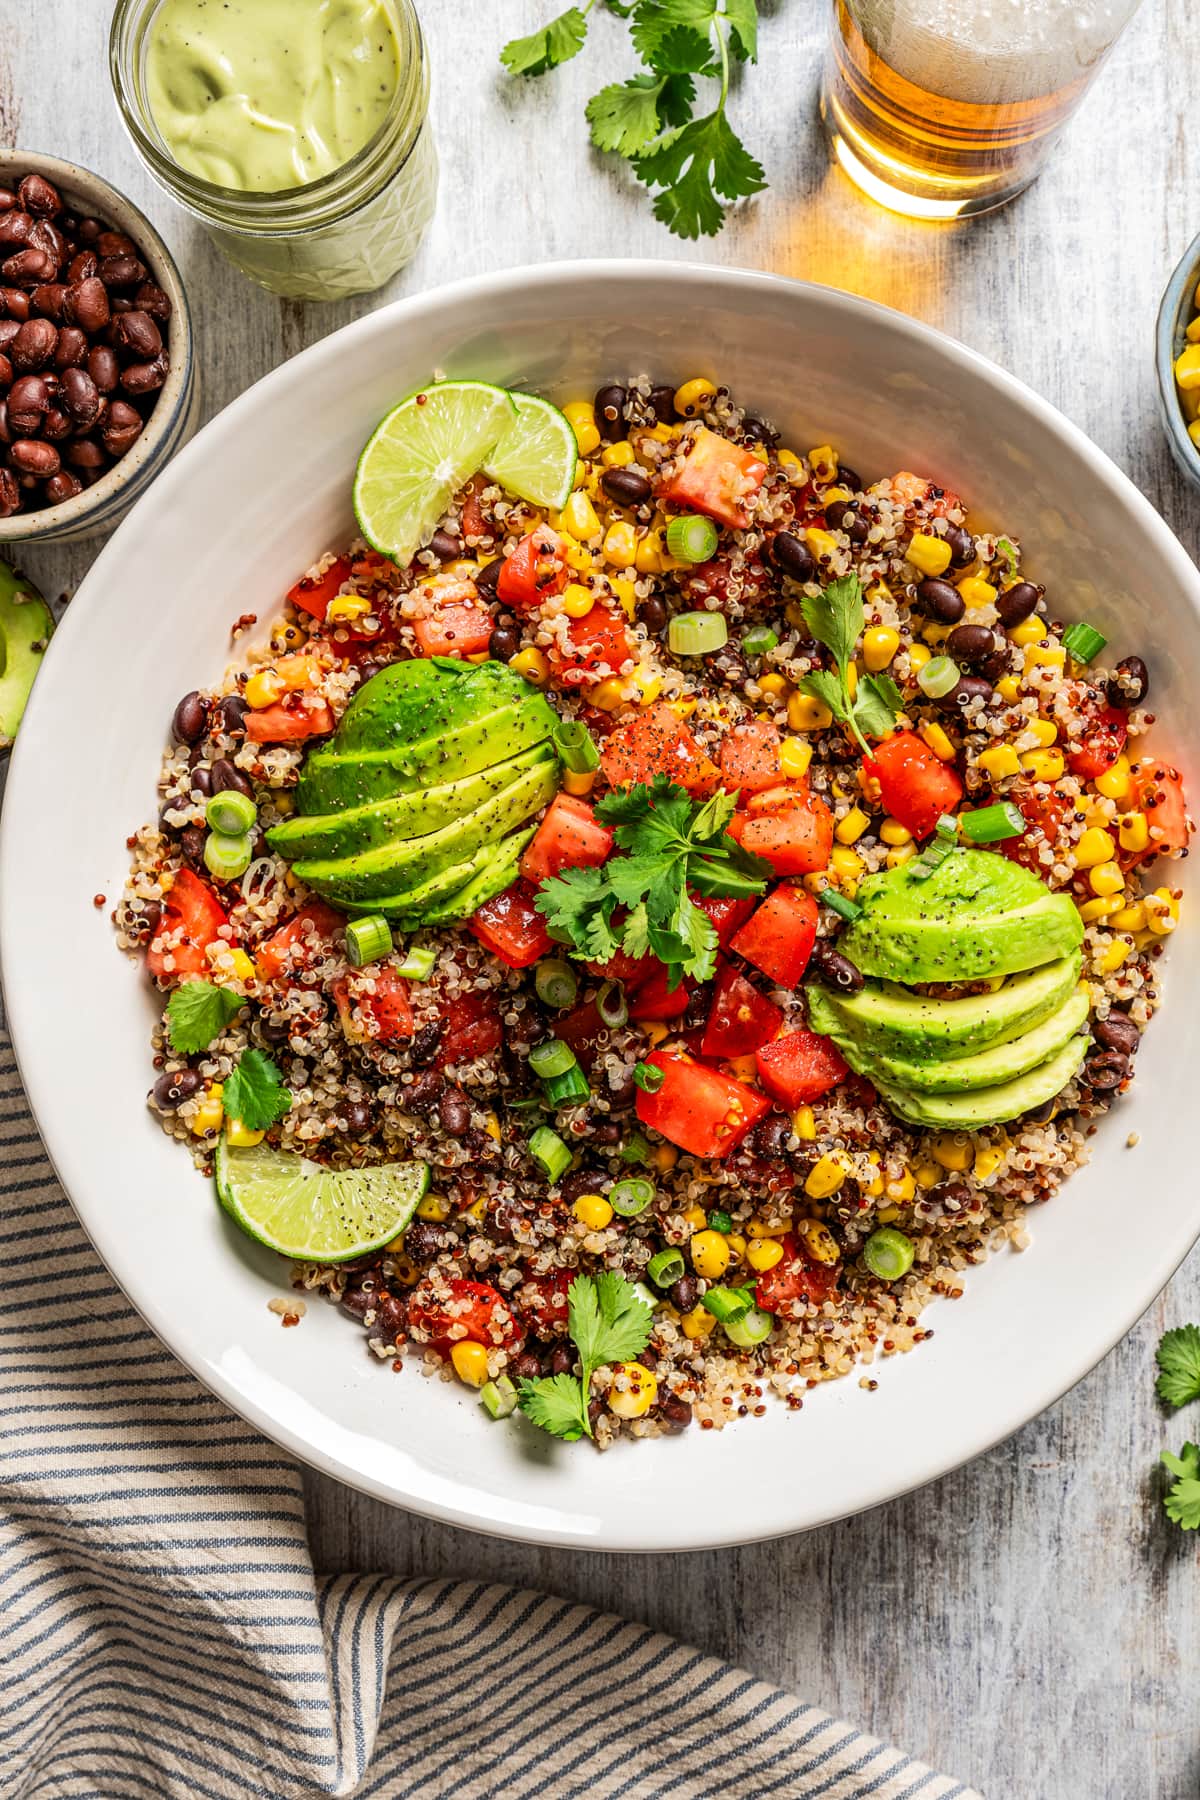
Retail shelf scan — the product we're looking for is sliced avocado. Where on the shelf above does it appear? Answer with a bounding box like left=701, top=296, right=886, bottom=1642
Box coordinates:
left=355, top=840, right=501, bottom=918
left=381, top=826, right=539, bottom=928
left=805, top=951, right=1083, bottom=1061
left=269, top=743, right=556, bottom=860
left=293, top=756, right=559, bottom=903
left=0, top=562, right=53, bottom=749
left=873, top=1032, right=1090, bottom=1129
left=840, top=847, right=1083, bottom=984
left=843, top=987, right=1091, bottom=1094
left=332, top=656, right=530, bottom=755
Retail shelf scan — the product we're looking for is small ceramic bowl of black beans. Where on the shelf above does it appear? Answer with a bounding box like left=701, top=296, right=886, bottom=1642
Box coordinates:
left=0, top=150, right=197, bottom=545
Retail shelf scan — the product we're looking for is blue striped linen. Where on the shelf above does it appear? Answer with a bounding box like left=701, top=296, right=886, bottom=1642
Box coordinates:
left=0, top=1029, right=979, bottom=1800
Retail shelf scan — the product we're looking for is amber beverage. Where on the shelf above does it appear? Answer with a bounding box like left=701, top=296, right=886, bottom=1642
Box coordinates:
left=821, top=0, right=1144, bottom=219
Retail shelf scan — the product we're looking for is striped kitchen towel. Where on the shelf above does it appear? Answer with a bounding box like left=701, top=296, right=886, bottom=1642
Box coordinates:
left=0, top=1027, right=979, bottom=1800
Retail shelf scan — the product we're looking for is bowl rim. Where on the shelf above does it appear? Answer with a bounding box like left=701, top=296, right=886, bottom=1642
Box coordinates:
left=1155, top=228, right=1200, bottom=484
left=5, top=257, right=1200, bottom=1547
left=0, top=147, right=193, bottom=544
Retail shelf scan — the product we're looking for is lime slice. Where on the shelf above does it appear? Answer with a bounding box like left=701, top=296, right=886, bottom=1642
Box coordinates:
left=214, top=1138, right=429, bottom=1262
left=353, top=380, right=517, bottom=567
left=483, top=390, right=578, bottom=509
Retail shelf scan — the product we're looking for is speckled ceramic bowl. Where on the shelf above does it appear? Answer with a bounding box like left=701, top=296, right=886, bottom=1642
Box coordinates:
left=0, top=150, right=197, bottom=545
left=1156, top=230, right=1200, bottom=489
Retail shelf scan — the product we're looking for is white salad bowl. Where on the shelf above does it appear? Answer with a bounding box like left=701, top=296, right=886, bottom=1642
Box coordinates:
left=2, top=261, right=1198, bottom=1550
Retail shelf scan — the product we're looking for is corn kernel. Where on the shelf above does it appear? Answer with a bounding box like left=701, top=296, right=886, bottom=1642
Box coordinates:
left=225, top=1116, right=264, bottom=1148
left=643, top=1020, right=671, bottom=1047
left=1089, top=860, right=1124, bottom=898
left=887, top=841, right=917, bottom=870
left=1075, top=826, right=1116, bottom=868
left=748, top=1219, right=793, bottom=1241
left=1175, top=345, right=1200, bottom=389
left=245, top=669, right=286, bottom=709
left=563, top=768, right=598, bottom=797
left=683, top=1203, right=707, bottom=1230
left=835, top=805, right=870, bottom=845
left=602, top=441, right=635, bottom=468
left=675, top=376, right=717, bottom=417
left=227, top=948, right=256, bottom=983
left=326, top=595, right=371, bottom=624
left=1095, top=756, right=1132, bottom=801
left=830, top=845, right=864, bottom=885
left=797, top=1218, right=840, bottom=1264
left=1190, top=420, right=1200, bottom=448
left=884, top=1170, right=916, bottom=1203
left=726, top=1232, right=747, bottom=1265
left=726, top=1055, right=758, bottom=1083
left=823, top=485, right=853, bottom=506
left=602, top=521, right=637, bottom=568
left=746, top=1238, right=784, bottom=1273
left=914, top=1160, right=942, bottom=1190
left=907, top=531, right=953, bottom=577
left=1078, top=895, right=1123, bottom=923
left=682, top=1304, right=716, bottom=1340
left=907, top=642, right=932, bottom=672
left=1117, top=811, right=1150, bottom=855
left=804, top=526, right=839, bottom=563
left=564, top=400, right=600, bottom=455
left=920, top=721, right=957, bottom=763
left=779, top=737, right=812, bottom=780
left=864, top=1154, right=884, bottom=1198
left=957, top=576, right=997, bottom=610
left=876, top=1205, right=901, bottom=1223
left=561, top=489, right=601, bottom=541
left=561, top=582, right=596, bottom=619
left=1008, top=616, right=1045, bottom=647
left=1020, top=749, right=1065, bottom=782
left=995, top=676, right=1022, bottom=703
left=271, top=618, right=306, bottom=651
left=974, top=1144, right=1005, bottom=1182
left=691, top=1229, right=731, bottom=1279
left=1096, top=938, right=1131, bottom=974
left=757, top=672, right=791, bottom=700
left=805, top=1152, right=849, bottom=1200
left=862, top=626, right=900, bottom=672
left=788, top=689, right=834, bottom=731
left=574, top=1193, right=614, bottom=1230
left=509, top=647, right=550, bottom=686
left=608, top=1362, right=658, bottom=1419
left=791, top=1105, right=817, bottom=1140
left=776, top=449, right=804, bottom=481
left=450, top=1341, right=490, bottom=1387
left=1024, top=641, right=1066, bottom=672
left=879, top=817, right=912, bottom=846
left=808, top=443, right=838, bottom=482
left=1024, top=717, right=1058, bottom=748
left=1109, top=900, right=1147, bottom=932
left=652, top=1143, right=678, bottom=1173
left=1146, top=888, right=1180, bottom=934
left=589, top=676, right=628, bottom=712
left=607, top=575, right=637, bottom=620
left=784, top=599, right=808, bottom=631
left=931, top=1132, right=972, bottom=1172
left=1188, top=317, right=1200, bottom=344
left=190, top=1083, right=224, bottom=1137
left=417, top=1193, right=453, bottom=1222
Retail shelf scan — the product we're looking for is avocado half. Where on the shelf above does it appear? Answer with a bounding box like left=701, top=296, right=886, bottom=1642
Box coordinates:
left=269, top=658, right=561, bottom=923
left=0, top=561, right=53, bottom=750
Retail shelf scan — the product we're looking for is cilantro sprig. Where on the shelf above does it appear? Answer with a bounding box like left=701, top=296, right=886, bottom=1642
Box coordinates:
left=518, top=1271, right=654, bottom=1440
left=534, top=776, right=768, bottom=988
left=501, top=0, right=766, bottom=238
left=1156, top=1325, right=1200, bottom=1410
left=1162, top=1442, right=1200, bottom=1531
left=795, top=575, right=904, bottom=756
left=221, top=1049, right=292, bottom=1133
left=165, top=981, right=244, bottom=1056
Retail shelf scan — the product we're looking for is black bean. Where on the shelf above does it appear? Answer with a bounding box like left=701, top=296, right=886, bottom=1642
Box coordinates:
left=87, top=344, right=119, bottom=392
left=933, top=1182, right=973, bottom=1212
left=152, top=1068, right=201, bottom=1109
left=512, top=1351, right=542, bottom=1382
left=548, top=1345, right=573, bottom=1377
left=487, top=623, right=520, bottom=663
left=1, top=247, right=54, bottom=285
left=594, top=384, right=627, bottom=441
left=600, top=466, right=651, bottom=507
left=636, top=593, right=668, bottom=635
left=402, top=1218, right=444, bottom=1262
left=645, top=384, right=676, bottom=424
left=112, top=308, right=162, bottom=360
left=750, top=1115, right=789, bottom=1157
left=994, top=581, right=1042, bottom=628
left=474, top=556, right=504, bottom=596
left=8, top=437, right=59, bottom=477
left=740, top=416, right=778, bottom=446
left=170, top=691, right=206, bottom=746
left=1107, top=655, right=1149, bottom=710
left=915, top=578, right=965, bottom=624
left=372, top=1292, right=407, bottom=1344
left=0, top=288, right=27, bottom=322
left=340, top=1275, right=379, bottom=1321
left=1083, top=1050, right=1128, bottom=1092
left=98, top=253, right=146, bottom=288
left=218, top=694, right=249, bottom=735
left=6, top=374, right=47, bottom=435
left=938, top=674, right=993, bottom=712
left=43, top=470, right=82, bottom=504
left=429, top=527, right=461, bottom=561
left=825, top=499, right=869, bottom=545
left=0, top=468, right=18, bottom=516
left=409, top=1020, right=445, bottom=1067
left=189, top=764, right=213, bottom=799
left=669, top=1274, right=699, bottom=1312
left=134, top=281, right=172, bottom=322
left=1093, top=1011, right=1140, bottom=1056
left=945, top=623, right=995, bottom=665
left=210, top=757, right=253, bottom=798
left=769, top=531, right=815, bottom=583
left=9, top=317, right=57, bottom=372
left=807, top=940, right=864, bottom=993
left=438, top=1085, right=471, bottom=1137
left=342, top=1100, right=374, bottom=1137
left=31, top=283, right=66, bottom=322
left=179, top=826, right=206, bottom=866
left=18, top=173, right=61, bottom=218
left=836, top=465, right=863, bottom=492
left=60, top=364, right=100, bottom=427
left=64, top=276, right=109, bottom=334
left=943, top=522, right=976, bottom=567
left=658, top=1395, right=693, bottom=1433
left=101, top=399, right=143, bottom=456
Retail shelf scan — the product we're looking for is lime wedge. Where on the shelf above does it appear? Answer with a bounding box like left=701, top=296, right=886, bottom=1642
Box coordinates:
left=214, top=1138, right=429, bottom=1262
left=353, top=380, right=517, bottom=567
left=483, top=390, right=578, bottom=509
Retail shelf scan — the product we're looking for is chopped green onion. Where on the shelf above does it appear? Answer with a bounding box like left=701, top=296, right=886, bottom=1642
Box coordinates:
left=480, top=1375, right=518, bottom=1420
left=646, top=1247, right=685, bottom=1288
left=960, top=801, right=1024, bottom=843
left=534, top=958, right=578, bottom=1009
left=723, top=1304, right=774, bottom=1348
left=863, top=1226, right=915, bottom=1282
left=631, top=1281, right=659, bottom=1313
left=665, top=513, right=719, bottom=564
left=917, top=655, right=961, bottom=699
left=620, top=1130, right=652, bottom=1165
left=529, top=1038, right=577, bottom=1080
left=610, top=1178, right=656, bottom=1217
left=822, top=889, right=862, bottom=923
left=205, top=790, right=256, bottom=836
left=554, top=718, right=600, bottom=773
left=395, top=941, right=436, bottom=981
left=668, top=610, right=729, bottom=656
left=528, top=1126, right=572, bottom=1183
left=544, top=1065, right=591, bottom=1106
left=634, top=1061, right=665, bottom=1094
left=742, top=625, right=779, bottom=659
left=596, top=979, right=628, bottom=1028
left=1062, top=621, right=1108, bottom=665
left=346, top=914, right=393, bottom=967
left=203, top=830, right=253, bottom=881
left=707, top=1208, right=733, bottom=1234
left=701, top=1285, right=752, bottom=1324
left=911, top=835, right=956, bottom=880
left=935, top=813, right=959, bottom=840
left=995, top=535, right=1019, bottom=577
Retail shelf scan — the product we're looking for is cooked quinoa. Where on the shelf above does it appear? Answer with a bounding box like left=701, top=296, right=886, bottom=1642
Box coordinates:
left=115, top=374, right=1189, bottom=1447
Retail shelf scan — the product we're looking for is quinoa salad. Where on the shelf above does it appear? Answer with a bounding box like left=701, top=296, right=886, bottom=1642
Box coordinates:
left=115, top=373, right=1190, bottom=1449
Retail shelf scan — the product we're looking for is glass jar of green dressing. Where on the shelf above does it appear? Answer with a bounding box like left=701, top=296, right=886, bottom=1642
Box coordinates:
left=110, top=0, right=437, bottom=302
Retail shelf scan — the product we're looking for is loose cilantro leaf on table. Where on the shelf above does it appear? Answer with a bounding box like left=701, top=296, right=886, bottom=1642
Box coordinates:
left=500, top=5, right=590, bottom=76
left=1162, top=1441, right=1200, bottom=1530
left=221, top=1049, right=292, bottom=1133
left=165, top=981, right=245, bottom=1056
left=518, top=1271, right=654, bottom=1440
left=1156, top=1324, right=1200, bottom=1410
left=796, top=575, right=904, bottom=755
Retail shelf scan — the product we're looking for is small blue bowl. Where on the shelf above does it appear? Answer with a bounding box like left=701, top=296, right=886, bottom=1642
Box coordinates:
left=1156, top=229, right=1200, bottom=490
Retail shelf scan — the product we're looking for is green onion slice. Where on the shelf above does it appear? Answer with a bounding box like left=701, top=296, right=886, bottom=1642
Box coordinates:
left=935, top=812, right=959, bottom=840
left=701, top=1285, right=752, bottom=1325
left=1062, top=621, right=1108, bottom=665
left=554, top=718, right=600, bottom=773
left=822, top=889, right=862, bottom=923
left=543, top=1065, right=591, bottom=1107
left=646, top=1247, right=685, bottom=1288
left=534, top=958, right=579, bottom=1009
left=707, top=1208, right=733, bottom=1234
left=633, top=1061, right=665, bottom=1094
left=346, top=914, right=394, bottom=967
left=917, top=655, right=961, bottom=699
left=205, top=790, right=257, bottom=837
left=995, top=535, right=1019, bottom=577
left=724, top=1304, right=774, bottom=1349
left=668, top=610, right=729, bottom=656
left=610, top=1177, right=655, bottom=1217
left=596, top=979, right=628, bottom=1028
left=863, top=1226, right=915, bottom=1281
left=620, top=1130, right=652, bottom=1165
left=742, top=625, right=779, bottom=659
left=665, top=513, right=719, bottom=564
left=529, top=1038, right=577, bottom=1080
left=960, top=801, right=1024, bottom=843
left=203, top=830, right=253, bottom=881
left=480, top=1375, right=519, bottom=1420
left=395, top=941, right=436, bottom=981
left=528, top=1126, right=572, bottom=1183
left=911, top=835, right=956, bottom=881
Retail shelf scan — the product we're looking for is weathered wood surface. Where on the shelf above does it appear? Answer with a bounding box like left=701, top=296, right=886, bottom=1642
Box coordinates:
left=4, top=1, right=1199, bottom=1792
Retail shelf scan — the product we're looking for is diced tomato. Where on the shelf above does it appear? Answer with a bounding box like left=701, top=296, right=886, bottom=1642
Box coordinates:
left=287, top=556, right=353, bottom=623
left=700, top=962, right=784, bottom=1059
left=552, top=998, right=607, bottom=1071
left=727, top=794, right=834, bottom=876
left=412, top=601, right=494, bottom=658
left=600, top=700, right=720, bottom=797
left=408, top=1277, right=521, bottom=1351
left=496, top=527, right=568, bottom=611
left=470, top=880, right=552, bottom=968
left=549, top=604, right=632, bottom=686
left=520, top=794, right=614, bottom=883
left=256, top=899, right=344, bottom=982
left=889, top=471, right=962, bottom=518
left=755, top=1233, right=840, bottom=1316
left=435, top=986, right=504, bottom=1068
left=661, top=426, right=767, bottom=531
left=863, top=731, right=963, bottom=839
left=718, top=718, right=782, bottom=794
left=997, top=782, right=1071, bottom=874
left=635, top=1049, right=770, bottom=1158
left=694, top=893, right=757, bottom=945
left=245, top=700, right=335, bottom=743
left=731, top=885, right=819, bottom=987
left=146, top=869, right=229, bottom=985
left=332, top=967, right=414, bottom=1045
left=679, top=552, right=775, bottom=610
left=1130, top=758, right=1191, bottom=859
left=519, top=1267, right=573, bottom=1332
left=459, top=477, right=487, bottom=544
left=627, top=968, right=693, bottom=1022
left=583, top=945, right=657, bottom=988
left=755, top=1027, right=849, bottom=1108
left=1066, top=702, right=1127, bottom=780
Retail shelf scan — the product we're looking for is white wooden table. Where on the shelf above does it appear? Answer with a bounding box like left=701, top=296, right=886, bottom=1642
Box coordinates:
left=5, top=2, right=1199, bottom=1792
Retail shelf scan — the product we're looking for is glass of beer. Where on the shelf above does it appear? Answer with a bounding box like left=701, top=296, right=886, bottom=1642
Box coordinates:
left=820, top=0, right=1145, bottom=219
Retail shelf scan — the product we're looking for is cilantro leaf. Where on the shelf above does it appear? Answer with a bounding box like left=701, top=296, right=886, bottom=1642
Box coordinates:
left=518, top=1273, right=655, bottom=1443
left=635, top=109, right=765, bottom=240
left=587, top=75, right=675, bottom=156
left=517, top=1372, right=588, bottom=1440
left=501, top=6, right=589, bottom=77
left=1156, top=1325, right=1200, bottom=1410
left=1162, top=1441, right=1200, bottom=1529
left=166, top=981, right=244, bottom=1055
left=802, top=575, right=864, bottom=677
left=852, top=671, right=905, bottom=743
left=221, top=1049, right=292, bottom=1132
left=723, top=0, right=758, bottom=59
left=797, top=669, right=852, bottom=734
left=798, top=577, right=900, bottom=754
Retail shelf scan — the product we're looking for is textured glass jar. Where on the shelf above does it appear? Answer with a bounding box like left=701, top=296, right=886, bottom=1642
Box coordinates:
left=110, top=0, right=437, bottom=302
